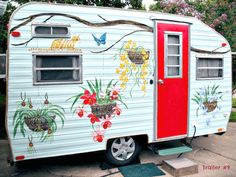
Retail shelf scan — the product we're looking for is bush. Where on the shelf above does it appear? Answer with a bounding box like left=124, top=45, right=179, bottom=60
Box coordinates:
left=230, top=112, right=236, bottom=122
left=232, top=98, right=236, bottom=108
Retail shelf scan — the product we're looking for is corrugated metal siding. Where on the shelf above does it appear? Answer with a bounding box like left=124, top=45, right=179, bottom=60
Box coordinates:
left=7, top=3, right=231, bottom=161
left=188, top=21, right=232, bottom=137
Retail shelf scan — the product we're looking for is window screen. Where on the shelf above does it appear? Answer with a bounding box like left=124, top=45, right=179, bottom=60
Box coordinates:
left=33, top=24, right=70, bottom=37
left=165, top=33, right=182, bottom=78
left=0, top=54, right=6, bottom=78
left=52, top=27, right=68, bottom=35
left=34, top=55, right=82, bottom=84
left=196, top=58, right=223, bottom=79
left=35, top=26, right=51, bottom=35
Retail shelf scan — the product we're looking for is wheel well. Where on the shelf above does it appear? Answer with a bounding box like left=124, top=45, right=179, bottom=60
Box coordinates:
left=106, top=134, right=149, bottom=148
left=133, top=135, right=148, bottom=145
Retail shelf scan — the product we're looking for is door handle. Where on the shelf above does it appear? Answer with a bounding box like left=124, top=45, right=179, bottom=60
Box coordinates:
left=158, top=79, right=164, bottom=85
left=150, top=79, right=154, bottom=85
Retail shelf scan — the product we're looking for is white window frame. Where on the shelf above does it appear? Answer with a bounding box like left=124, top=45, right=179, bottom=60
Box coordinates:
left=32, top=23, right=71, bottom=38
left=164, top=31, right=183, bottom=78
left=33, top=53, right=83, bottom=85
left=196, top=54, right=224, bottom=80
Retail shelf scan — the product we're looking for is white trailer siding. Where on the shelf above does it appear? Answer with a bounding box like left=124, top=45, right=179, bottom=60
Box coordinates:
left=188, top=21, right=232, bottom=137
left=7, top=3, right=231, bottom=161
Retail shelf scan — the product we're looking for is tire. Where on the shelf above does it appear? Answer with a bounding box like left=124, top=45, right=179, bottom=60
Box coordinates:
left=105, top=136, right=141, bottom=166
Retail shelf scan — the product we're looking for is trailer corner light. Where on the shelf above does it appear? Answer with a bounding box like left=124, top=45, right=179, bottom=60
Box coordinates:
left=15, top=155, right=25, bottom=161
left=221, top=43, right=227, bottom=47
left=217, top=128, right=223, bottom=132
left=11, top=31, right=21, bottom=37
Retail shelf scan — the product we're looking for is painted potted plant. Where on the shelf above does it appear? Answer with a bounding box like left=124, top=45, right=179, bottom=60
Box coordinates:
left=115, top=40, right=152, bottom=95
left=13, top=93, right=65, bottom=142
left=192, top=85, right=223, bottom=116
left=69, top=78, right=127, bottom=143
left=127, top=48, right=150, bottom=65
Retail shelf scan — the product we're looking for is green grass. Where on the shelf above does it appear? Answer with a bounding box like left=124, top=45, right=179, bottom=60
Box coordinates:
left=233, top=98, right=236, bottom=108
left=230, top=112, right=236, bottom=122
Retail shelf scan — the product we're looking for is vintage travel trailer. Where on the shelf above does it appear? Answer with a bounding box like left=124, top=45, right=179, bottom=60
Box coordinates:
left=6, top=2, right=232, bottom=165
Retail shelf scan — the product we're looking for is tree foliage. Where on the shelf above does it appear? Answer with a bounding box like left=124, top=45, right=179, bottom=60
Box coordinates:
left=193, top=0, right=236, bottom=51
left=150, top=0, right=203, bottom=20
left=150, top=0, right=236, bottom=51
left=129, top=0, right=142, bottom=10
left=0, top=3, right=17, bottom=52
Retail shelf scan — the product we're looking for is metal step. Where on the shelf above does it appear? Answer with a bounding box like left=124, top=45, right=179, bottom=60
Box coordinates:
left=158, top=145, right=192, bottom=156
left=149, top=140, right=192, bottom=156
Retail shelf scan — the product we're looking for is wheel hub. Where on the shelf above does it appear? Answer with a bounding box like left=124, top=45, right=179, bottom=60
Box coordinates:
left=111, top=137, right=135, bottom=161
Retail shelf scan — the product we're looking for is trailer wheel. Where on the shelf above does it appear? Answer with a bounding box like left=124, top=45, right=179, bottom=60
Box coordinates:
left=105, top=137, right=141, bottom=166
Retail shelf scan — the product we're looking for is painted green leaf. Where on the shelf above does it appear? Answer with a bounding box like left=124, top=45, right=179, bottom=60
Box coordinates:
left=87, top=80, right=96, bottom=93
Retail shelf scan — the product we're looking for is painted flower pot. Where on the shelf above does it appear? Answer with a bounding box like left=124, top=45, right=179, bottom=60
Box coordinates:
left=24, top=116, right=55, bottom=132
left=91, top=102, right=117, bottom=118
left=127, top=50, right=149, bottom=65
left=203, top=101, right=217, bottom=112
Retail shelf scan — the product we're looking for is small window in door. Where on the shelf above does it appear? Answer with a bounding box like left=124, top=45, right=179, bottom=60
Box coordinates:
left=33, top=54, right=82, bottom=85
left=196, top=57, right=223, bottom=79
left=165, top=33, right=182, bottom=78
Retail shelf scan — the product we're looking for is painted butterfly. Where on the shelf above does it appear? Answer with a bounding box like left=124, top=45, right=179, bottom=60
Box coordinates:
left=92, top=32, right=106, bottom=46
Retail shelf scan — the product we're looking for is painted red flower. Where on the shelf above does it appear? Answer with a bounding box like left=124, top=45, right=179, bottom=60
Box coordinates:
left=80, top=90, right=97, bottom=105
left=96, top=135, right=103, bottom=142
left=88, top=113, right=100, bottom=124
left=110, top=86, right=120, bottom=100
left=76, top=106, right=86, bottom=118
left=113, top=105, right=122, bottom=116
left=93, top=126, right=105, bottom=143
left=102, top=121, right=112, bottom=129
left=102, top=115, right=112, bottom=129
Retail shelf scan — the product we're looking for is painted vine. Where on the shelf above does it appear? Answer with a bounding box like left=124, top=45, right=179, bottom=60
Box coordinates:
left=10, top=13, right=229, bottom=54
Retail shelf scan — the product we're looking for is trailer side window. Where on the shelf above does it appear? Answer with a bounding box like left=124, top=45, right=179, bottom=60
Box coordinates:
left=196, top=58, right=223, bottom=79
left=164, top=33, right=182, bottom=78
left=33, top=55, right=82, bottom=85
left=33, top=24, right=70, bottom=37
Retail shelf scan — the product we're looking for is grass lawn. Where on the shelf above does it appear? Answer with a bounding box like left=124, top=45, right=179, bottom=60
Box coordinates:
left=232, top=98, right=236, bottom=108
left=230, top=112, right=236, bottom=122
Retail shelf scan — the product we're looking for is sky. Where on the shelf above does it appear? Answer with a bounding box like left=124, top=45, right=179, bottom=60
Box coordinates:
left=142, top=0, right=155, bottom=9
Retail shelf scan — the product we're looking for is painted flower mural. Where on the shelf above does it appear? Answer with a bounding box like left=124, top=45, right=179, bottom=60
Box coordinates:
left=70, top=78, right=127, bottom=143
left=115, top=40, right=151, bottom=96
left=13, top=93, right=65, bottom=152
left=192, top=85, right=223, bottom=125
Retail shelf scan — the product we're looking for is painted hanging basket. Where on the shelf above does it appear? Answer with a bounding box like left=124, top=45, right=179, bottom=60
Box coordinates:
left=127, top=50, right=150, bottom=65
left=203, top=101, right=217, bottom=112
left=24, top=116, right=55, bottom=132
left=91, top=102, right=117, bottom=118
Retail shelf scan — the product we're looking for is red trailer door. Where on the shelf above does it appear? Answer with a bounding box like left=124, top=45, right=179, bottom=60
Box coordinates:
left=156, top=23, right=189, bottom=140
